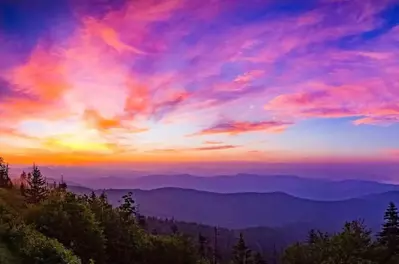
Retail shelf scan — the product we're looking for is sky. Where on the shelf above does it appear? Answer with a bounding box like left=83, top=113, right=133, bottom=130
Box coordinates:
left=0, top=0, right=399, bottom=166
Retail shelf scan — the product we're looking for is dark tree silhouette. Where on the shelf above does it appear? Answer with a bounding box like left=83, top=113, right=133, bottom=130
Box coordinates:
left=232, top=233, right=252, bottom=264
left=24, top=164, right=48, bottom=204
left=198, top=232, right=207, bottom=258
left=118, top=191, right=137, bottom=222
left=0, top=157, right=12, bottom=188
left=379, top=202, right=399, bottom=259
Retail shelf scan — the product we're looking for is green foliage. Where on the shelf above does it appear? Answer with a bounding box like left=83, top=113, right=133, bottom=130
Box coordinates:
left=118, top=191, right=137, bottom=222
left=85, top=191, right=145, bottom=264
left=0, top=202, right=81, bottom=264
left=144, top=234, right=200, bottom=264
left=0, top=188, right=27, bottom=218
left=26, top=191, right=106, bottom=264
left=5, top=223, right=82, bottom=264
left=283, top=220, right=380, bottom=264
left=24, top=165, right=48, bottom=204
left=4, top=160, right=399, bottom=264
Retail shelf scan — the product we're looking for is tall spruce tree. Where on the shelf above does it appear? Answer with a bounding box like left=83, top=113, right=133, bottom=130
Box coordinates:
left=24, top=164, right=48, bottom=204
left=379, top=202, right=399, bottom=256
left=0, top=157, right=12, bottom=188
left=232, top=233, right=252, bottom=264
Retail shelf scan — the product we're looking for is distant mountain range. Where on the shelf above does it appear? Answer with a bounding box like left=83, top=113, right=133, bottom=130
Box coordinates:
left=68, top=174, right=399, bottom=201
left=10, top=165, right=399, bottom=200
left=70, top=186, right=399, bottom=231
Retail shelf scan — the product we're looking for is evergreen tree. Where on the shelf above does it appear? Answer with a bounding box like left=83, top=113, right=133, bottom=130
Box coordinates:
left=232, top=233, right=252, bottom=264
left=118, top=191, right=137, bottom=222
left=24, top=164, right=48, bottom=204
left=379, top=202, right=399, bottom=257
left=198, top=232, right=207, bottom=259
left=0, top=157, right=12, bottom=188
left=90, top=191, right=97, bottom=201
left=212, top=227, right=220, bottom=264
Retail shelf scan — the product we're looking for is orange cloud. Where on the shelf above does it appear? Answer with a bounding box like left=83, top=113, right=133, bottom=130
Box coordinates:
left=83, top=109, right=123, bottom=130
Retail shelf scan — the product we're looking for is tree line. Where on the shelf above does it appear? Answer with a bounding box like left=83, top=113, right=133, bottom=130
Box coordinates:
left=0, top=157, right=266, bottom=264
left=1, top=156, right=399, bottom=264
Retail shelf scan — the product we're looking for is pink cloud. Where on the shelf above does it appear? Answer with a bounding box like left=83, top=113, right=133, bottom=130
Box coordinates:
left=204, top=141, right=223, bottom=145
left=264, top=78, right=399, bottom=125
left=191, top=120, right=292, bottom=136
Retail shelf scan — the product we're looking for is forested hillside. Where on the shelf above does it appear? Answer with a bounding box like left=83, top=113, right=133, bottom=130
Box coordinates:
left=2, top=157, right=399, bottom=264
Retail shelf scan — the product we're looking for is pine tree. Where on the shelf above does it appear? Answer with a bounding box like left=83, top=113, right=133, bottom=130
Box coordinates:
left=90, top=191, right=97, bottom=201
left=118, top=191, right=137, bottom=222
left=379, top=202, right=399, bottom=256
left=232, top=233, right=252, bottom=264
left=0, top=157, right=12, bottom=188
left=24, top=164, right=48, bottom=204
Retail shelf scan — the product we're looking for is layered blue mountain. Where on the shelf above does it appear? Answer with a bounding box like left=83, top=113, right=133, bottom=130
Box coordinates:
left=70, top=186, right=399, bottom=232
left=68, top=173, right=399, bottom=201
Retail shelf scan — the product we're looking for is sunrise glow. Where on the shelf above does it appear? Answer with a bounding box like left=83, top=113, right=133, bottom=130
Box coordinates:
left=1, top=0, right=398, bottom=165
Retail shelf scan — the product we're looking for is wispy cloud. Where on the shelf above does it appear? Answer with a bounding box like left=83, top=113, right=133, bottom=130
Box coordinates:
left=264, top=81, right=399, bottom=125
left=147, top=144, right=239, bottom=153
left=194, top=145, right=238, bottom=151
left=204, top=141, right=223, bottom=145
left=191, top=120, right=292, bottom=136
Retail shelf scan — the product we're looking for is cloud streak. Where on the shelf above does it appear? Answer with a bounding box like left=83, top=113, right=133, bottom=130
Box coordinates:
left=191, top=121, right=292, bottom=136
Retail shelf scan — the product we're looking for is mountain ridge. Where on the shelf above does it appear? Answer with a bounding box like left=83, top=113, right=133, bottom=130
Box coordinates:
left=69, top=185, right=399, bottom=230
left=67, top=173, right=399, bottom=201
